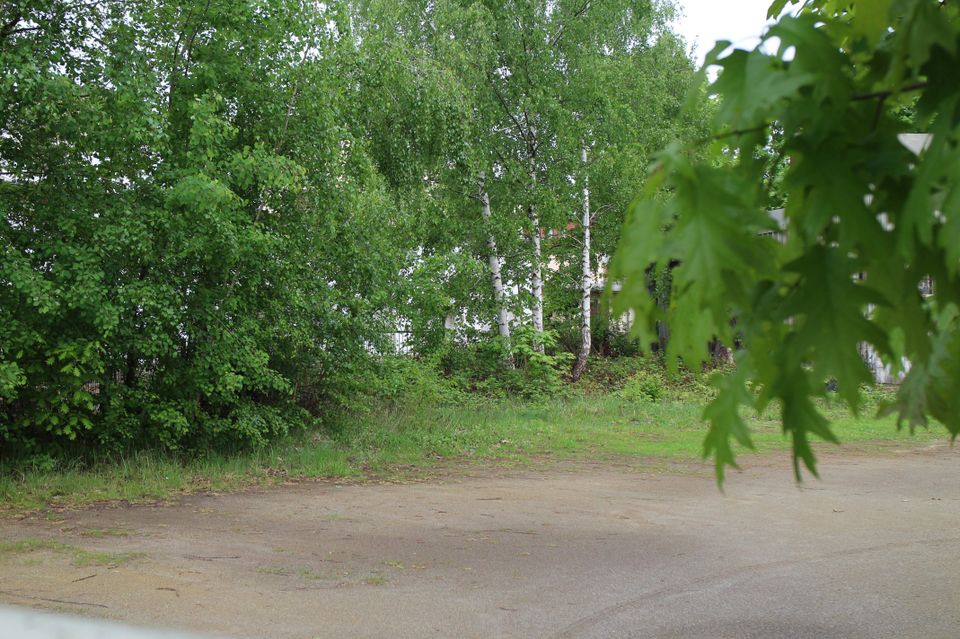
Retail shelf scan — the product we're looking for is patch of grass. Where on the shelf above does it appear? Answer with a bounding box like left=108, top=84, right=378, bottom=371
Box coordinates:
left=364, top=574, right=387, bottom=586
left=0, top=538, right=144, bottom=567
left=320, top=513, right=350, bottom=522
left=251, top=563, right=343, bottom=582
left=77, top=527, right=131, bottom=539
left=298, top=567, right=330, bottom=580
left=0, top=442, right=355, bottom=515
left=0, top=392, right=945, bottom=516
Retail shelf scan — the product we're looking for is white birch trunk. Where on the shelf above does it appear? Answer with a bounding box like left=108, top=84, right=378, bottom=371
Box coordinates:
left=479, top=174, right=511, bottom=344
left=572, top=146, right=592, bottom=381
left=527, top=156, right=545, bottom=351
left=529, top=211, right=544, bottom=334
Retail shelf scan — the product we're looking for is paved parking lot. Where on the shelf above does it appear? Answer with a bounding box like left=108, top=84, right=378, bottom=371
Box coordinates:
left=1, top=445, right=958, bottom=638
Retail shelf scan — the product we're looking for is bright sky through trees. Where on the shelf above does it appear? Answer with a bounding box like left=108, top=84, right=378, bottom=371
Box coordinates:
left=674, top=0, right=779, bottom=66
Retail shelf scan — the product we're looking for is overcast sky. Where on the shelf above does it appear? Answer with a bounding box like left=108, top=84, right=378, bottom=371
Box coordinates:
left=673, top=0, right=781, bottom=67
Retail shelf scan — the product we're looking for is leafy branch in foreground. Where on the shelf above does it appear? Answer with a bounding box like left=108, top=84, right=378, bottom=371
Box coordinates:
left=611, top=0, right=960, bottom=481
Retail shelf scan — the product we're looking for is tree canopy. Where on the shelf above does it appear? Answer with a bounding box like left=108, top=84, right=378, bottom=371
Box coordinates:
left=611, top=0, right=960, bottom=480
left=1, top=1, right=408, bottom=451
left=1, top=0, right=702, bottom=457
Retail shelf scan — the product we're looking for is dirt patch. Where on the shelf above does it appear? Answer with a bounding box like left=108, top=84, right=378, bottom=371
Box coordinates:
left=1, top=445, right=958, bottom=638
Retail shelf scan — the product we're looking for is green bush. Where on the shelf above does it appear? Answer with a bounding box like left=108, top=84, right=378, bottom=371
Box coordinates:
left=509, top=327, right=574, bottom=399
left=438, top=337, right=513, bottom=394
left=370, top=356, right=467, bottom=408
left=578, top=356, right=646, bottom=394
left=591, top=320, right=642, bottom=357
left=431, top=330, right=574, bottom=400
left=619, top=369, right=665, bottom=402
left=859, top=383, right=898, bottom=409
left=580, top=355, right=728, bottom=404
left=0, top=3, right=401, bottom=459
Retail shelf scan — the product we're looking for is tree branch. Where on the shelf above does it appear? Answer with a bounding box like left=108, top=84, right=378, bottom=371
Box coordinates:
left=549, top=0, right=593, bottom=48
left=696, top=124, right=769, bottom=145
left=487, top=72, right=528, bottom=141
left=1, top=26, right=39, bottom=38
left=1, top=14, right=22, bottom=38
left=850, top=81, right=927, bottom=102
left=696, top=81, right=930, bottom=145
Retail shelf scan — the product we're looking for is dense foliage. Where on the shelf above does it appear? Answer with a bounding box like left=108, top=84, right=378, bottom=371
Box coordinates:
left=612, top=0, right=960, bottom=479
left=1, top=1, right=403, bottom=455
left=1, top=0, right=702, bottom=459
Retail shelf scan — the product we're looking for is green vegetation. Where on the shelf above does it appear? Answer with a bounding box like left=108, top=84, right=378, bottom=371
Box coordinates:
left=0, top=361, right=935, bottom=515
left=1, top=0, right=703, bottom=461
left=2, top=0, right=408, bottom=455
left=298, top=567, right=331, bottom=581
left=612, top=1, right=960, bottom=480
left=3, top=0, right=955, bottom=489
left=364, top=574, right=388, bottom=586
left=0, top=538, right=144, bottom=567
left=77, top=527, right=132, bottom=539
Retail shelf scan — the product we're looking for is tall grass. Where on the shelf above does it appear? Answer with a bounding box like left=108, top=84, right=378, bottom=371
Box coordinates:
left=0, top=395, right=939, bottom=515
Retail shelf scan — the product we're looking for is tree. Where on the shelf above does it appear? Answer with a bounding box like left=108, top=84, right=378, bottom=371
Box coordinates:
left=0, top=0, right=404, bottom=452
left=347, top=0, right=694, bottom=363
left=571, top=144, right=593, bottom=381
left=551, top=21, right=706, bottom=378
left=611, top=0, right=960, bottom=480
left=345, top=0, right=707, bottom=373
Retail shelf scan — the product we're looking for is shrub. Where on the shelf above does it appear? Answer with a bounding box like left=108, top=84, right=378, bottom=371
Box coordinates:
left=578, top=356, right=646, bottom=394
left=438, top=337, right=513, bottom=393
left=509, top=326, right=574, bottom=399
left=369, top=356, right=467, bottom=408
left=619, top=369, right=665, bottom=402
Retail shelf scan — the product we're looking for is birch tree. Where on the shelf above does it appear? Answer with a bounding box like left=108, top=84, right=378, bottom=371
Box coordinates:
left=479, top=175, right=513, bottom=344
left=571, top=145, right=593, bottom=380
left=346, top=0, right=546, bottom=357
left=549, top=6, right=704, bottom=375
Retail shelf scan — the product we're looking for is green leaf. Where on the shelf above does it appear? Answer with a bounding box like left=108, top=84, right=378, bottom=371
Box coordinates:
left=711, top=49, right=815, bottom=129
left=702, top=365, right=756, bottom=484
left=888, top=305, right=960, bottom=438
left=767, top=0, right=791, bottom=19
left=849, top=0, right=893, bottom=46
left=777, top=363, right=839, bottom=480
left=779, top=246, right=890, bottom=410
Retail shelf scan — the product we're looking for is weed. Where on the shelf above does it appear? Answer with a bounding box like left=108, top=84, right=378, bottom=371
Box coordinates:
left=619, top=370, right=664, bottom=402
left=0, top=538, right=144, bottom=567
left=0, top=392, right=943, bottom=516
left=78, top=527, right=131, bottom=539
left=298, top=568, right=329, bottom=580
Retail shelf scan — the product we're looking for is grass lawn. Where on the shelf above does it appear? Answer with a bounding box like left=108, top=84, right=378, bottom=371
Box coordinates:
left=0, top=395, right=942, bottom=515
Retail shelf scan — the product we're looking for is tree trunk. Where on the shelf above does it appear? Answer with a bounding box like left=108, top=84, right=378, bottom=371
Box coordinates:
left=527, top=154, right=545, bottom=351
left=479, top=174, right=512, bottom=347
left=480, top=174, right=514, bottom=368
left=572, top=146, right=592, bottom=381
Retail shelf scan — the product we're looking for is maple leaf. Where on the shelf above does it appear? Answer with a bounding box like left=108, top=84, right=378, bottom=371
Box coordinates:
left=887, top=306, right=960, bottom=439
left=779, top=246, right=890, bottom=410
left=702, top=364, right=756, bottom=484
left=614, top=0, right=960, bottom=480
left=768, top=342, right=840, bottom=480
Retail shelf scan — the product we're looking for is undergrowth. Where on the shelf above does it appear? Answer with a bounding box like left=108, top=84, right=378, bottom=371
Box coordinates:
left=0, top=360, right=934, bottom=516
